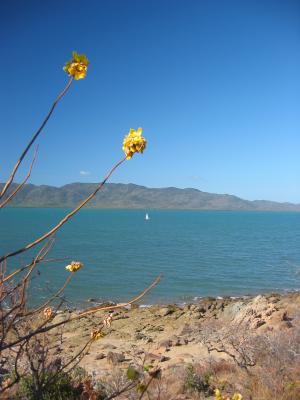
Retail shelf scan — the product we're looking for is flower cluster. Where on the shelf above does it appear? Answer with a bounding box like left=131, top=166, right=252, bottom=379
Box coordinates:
left=90, top=328, right=106, bottom=341
left=103, top=313, right=113, bottom=327
left=122, top=128, right=147, bottom=160
left=215, top=389, right=242, bottom=400
left=63, top=51, right=89, bottom=80
left=65, top=261, right=84, bottom=273
left=43, top=307, right=53, bottom=319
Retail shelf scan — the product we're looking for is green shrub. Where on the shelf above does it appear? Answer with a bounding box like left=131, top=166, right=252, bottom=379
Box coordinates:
left=15, top=371, right=80, bottom=400
left=184, top=364, right=214, bottom=395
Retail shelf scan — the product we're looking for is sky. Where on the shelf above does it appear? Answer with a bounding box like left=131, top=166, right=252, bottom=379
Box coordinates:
left=1, top=0, right=299, bottom=202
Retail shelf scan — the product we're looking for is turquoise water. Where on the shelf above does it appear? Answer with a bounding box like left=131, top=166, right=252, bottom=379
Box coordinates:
left=1, top=209, right=300, bottom=305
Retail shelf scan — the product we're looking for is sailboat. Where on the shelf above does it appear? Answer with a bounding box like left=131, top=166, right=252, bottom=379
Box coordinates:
left=145, top=213, right=150, bottom=220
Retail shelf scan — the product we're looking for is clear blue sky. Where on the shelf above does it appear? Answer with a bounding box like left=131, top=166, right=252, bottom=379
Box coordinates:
left=1, top=0, right=299, bottom=202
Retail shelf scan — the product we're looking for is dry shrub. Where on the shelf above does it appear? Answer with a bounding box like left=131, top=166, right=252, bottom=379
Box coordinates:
left=195, top=314, right=300, bottom=399
left=244, top=321, right=300, bottom=400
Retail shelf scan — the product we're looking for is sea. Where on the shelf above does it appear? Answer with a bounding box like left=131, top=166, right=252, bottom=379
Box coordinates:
left=1, top=208, right=300, bottom=307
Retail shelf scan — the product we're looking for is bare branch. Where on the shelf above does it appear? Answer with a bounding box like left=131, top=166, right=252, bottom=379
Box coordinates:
left=0, top=146, right=39, bottom=209
left=1, top=275, right=161, bottom=351
left=0, top=77, right=74, bottom=200
left=0, top=157, right=126, bottom=264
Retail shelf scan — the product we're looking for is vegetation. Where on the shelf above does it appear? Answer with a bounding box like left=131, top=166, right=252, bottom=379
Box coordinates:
left=0, top=51, right=159, bottom=399
left=0, top=50, right=299, bottom=400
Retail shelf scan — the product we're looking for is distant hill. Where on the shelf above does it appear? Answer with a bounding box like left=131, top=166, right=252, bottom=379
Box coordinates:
left=1, top=182, right=300, bottom=211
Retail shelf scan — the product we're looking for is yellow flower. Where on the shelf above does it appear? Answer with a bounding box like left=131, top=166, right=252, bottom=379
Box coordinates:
left=65, top=261, right=83, bottom=272
left=90, top=328, right=106, bottom=341
left=103, top=314, right=113, bottom=327
left=63, top=51, right=89, bottom=80
left=43, top=307, right=54, bottom=319
left=122, top=128, right=147, bottom=160
left=214, top=390, right=242, bottom=400
left=215, top=389, right=223, bottom=400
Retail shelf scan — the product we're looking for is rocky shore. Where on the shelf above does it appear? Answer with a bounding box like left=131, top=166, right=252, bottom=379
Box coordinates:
left=53, top=292, right=300, bottom=380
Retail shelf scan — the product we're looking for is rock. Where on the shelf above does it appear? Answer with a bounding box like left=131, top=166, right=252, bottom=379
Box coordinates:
left=158, top=335, right=187, bottom=350
left=115, top=314, right=130, bottom=320
left=282, top=311, right=292, bottom=322
left=147, top=325, right=165, bottom=332
left=107, top=352, right=125, bottom=365
left=253, top=319, right=266, bottom=329
left=134, top=332, right=152, bottom=341
left=193, top=312, right=204, bottom=319
left=230, top=295, right=278, bottom=328
left=160, top=355, right=170, bottom=362
left=158, top=339, right=172, bottom=349
left=158, top=307, right=173, bottom=317
left=87, top=298, right=96, bottom=302
left=145, top=353, right=162, bottom=362
left=174, top=311, right=185, bottom=319
left=180, top=337, right=189, bottom=345
left=95, top=353, right=106, bottom=360
left=101, top=343, right=116, bottom=350
left=178, top=324, right=194, bottom=336
left=169, top=335, right=183, bottom=346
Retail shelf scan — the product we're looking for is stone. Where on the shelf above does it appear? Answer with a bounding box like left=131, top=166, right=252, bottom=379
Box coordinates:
left=159, top=355, right=169, bottom=362
left=134, top=332, right=152, bottom=341
left=101, top=343, right=116, bottom=350
left=178, top=324, right=193, bottom=336
left=145, top=352, right=162, bottom=362
left=158, top=307, right=172, bottom=317
left=158, top=339, right=172, bottom=349
left=107, top=352, right=125, bottom=365
left=253, top=319, right=266, bottom=329
left=95, top=353, right=106, bottom=360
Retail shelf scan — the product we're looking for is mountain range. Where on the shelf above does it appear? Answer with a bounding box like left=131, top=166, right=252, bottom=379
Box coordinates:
left=1, top=182, right=299, bottom=211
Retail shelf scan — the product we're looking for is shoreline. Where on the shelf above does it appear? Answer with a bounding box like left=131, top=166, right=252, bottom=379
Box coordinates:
left=52, top=291, right=300, bottom=382
left=62, top=289, right=300, bottom=312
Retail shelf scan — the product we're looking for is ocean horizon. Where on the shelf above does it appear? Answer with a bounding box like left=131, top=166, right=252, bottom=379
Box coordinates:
left=1, top=208, right=300, bottom=306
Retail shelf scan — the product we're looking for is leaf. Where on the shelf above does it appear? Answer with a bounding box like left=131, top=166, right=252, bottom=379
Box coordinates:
left=143, top=364, right=153, bottom=372
left=136, top=381, right=147, bottom=394
left=127, top=367, right=138, bottom=380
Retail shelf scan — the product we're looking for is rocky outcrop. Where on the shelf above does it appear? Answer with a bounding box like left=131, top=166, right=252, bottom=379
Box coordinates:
left=58, top=292, right=300, bottom=377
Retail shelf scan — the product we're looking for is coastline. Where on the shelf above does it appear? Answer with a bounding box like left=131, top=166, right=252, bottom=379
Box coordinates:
left=66, top=288, right=300, bottom=312
left=53, top=291, right=300, bottom=381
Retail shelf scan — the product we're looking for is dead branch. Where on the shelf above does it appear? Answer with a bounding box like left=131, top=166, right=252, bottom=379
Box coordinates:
left=0, top=78, right=73, bottom=200
left=1, top=275, right=161, bottom=351
left=0, top=146, right=39, bottom=209
left=0, top=156, right=126, bottom=264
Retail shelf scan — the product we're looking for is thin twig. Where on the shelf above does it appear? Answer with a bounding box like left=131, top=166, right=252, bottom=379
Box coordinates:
left=0, top=77, right=74, bottom=200
left=0, top=157, right=126, bottom=264
left=139, top=376, right=155, bottom=400
left=1, top=275, right=161, bottom=350
left=0, top=146, right=39, bottom=209
left=25, top=273, right=74, bottom=316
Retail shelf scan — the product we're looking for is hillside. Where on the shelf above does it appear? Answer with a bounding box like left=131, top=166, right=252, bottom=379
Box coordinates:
left=1, top=182, right=300, bottom=211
